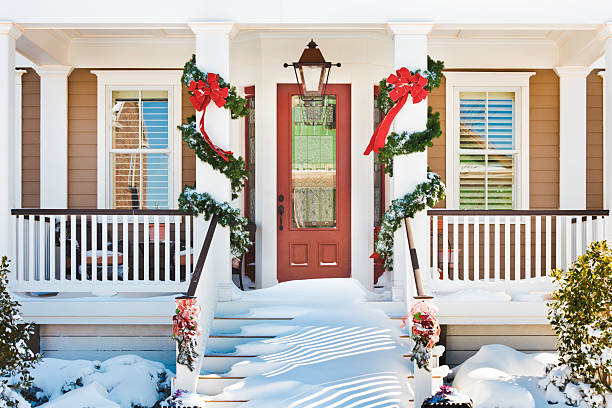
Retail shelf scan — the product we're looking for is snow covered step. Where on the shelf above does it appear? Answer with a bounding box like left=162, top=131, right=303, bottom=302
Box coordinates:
left=196, top=375, right=245, bottom=395
left=207, top=334, right=275, bottom=354
left=203, top=401, right=248, bottom=408
left=202, top=354, right=257, bottom=374
left=211, top=317, right=294, bottom=334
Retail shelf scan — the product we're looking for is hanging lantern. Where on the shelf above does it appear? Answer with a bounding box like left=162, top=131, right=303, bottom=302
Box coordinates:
left=284, top=39, right=341, bottom=102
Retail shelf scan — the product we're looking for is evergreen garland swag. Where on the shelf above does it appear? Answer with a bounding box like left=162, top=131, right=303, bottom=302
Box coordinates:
left=179, top=117, right=247, bottom=200
left=375, top=172, right=445, bottom=272
left=179, top=188, right=251, bottom=257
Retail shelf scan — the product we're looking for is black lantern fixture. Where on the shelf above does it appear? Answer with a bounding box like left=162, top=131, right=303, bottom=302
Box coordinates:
left=284, top=40, right=341, bottom=102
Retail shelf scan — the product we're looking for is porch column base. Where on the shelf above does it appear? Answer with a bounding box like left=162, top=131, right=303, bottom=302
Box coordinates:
left=217, top=282, right=233, bottom=302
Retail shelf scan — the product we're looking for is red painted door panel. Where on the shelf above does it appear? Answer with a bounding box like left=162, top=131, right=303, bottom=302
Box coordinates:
left=277, top=84, right=351, bottom=282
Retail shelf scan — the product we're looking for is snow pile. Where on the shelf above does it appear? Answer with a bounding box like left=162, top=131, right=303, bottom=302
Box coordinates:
left=0, top=381, right=30, bottom=408
left=27, top=355, right=171, bottom=408
left=210, top=279, right=416, bottom=407
left=453, top=344, right=558, bottom=408
left=538, top=363, right=608, bottom=407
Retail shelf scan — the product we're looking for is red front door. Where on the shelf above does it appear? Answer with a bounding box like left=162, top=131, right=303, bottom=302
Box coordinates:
left=277, top=84, right=351, bottom=282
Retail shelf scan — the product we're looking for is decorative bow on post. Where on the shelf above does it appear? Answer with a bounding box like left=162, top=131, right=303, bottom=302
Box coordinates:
left=363, top=67, right=429, bottom=155
left=189, top=73, right=233, bottom=161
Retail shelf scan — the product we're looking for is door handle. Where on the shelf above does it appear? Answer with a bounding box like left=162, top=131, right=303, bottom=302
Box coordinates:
left=278, top=205, right=285, bottom=231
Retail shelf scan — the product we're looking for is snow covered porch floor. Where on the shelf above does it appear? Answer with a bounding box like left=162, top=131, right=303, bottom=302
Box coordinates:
left=195, top=279, right=445, bottom=408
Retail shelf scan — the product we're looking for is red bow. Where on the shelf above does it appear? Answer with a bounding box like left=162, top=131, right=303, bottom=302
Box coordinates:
left=188, top=73, right=232, bottom=161
left=363, top=68, right=429, bottom=155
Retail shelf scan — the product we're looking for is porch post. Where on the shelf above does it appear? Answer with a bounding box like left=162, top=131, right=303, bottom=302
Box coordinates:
left=0, top=23, right=21, bottom=259
left=604, top=29, right=612, bottom=240
left=189, top=22, right=234, bottom=302
left=387, top=23, right=432, bottom=303
left=35, top=65, right=72, bottom=208
left=555, top=66, right=589, bottom=209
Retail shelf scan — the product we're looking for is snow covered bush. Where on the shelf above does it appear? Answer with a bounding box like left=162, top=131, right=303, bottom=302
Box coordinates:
left=543, top=240, right=612, bottom=407
left=0, top=257, right=40, bottom=407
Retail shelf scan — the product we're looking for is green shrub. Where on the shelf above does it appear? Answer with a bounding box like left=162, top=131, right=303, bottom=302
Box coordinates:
left=547, top=241, right=612, bottom=406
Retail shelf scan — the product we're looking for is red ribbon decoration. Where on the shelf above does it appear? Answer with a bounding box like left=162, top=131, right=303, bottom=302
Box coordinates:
left=188, top=73, right=232, bottom=161
left=363, top=67, right=429, bottom=156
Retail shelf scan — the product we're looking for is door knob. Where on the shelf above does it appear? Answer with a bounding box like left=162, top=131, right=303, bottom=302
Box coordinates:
left=278, top=205, right=285, bottom=231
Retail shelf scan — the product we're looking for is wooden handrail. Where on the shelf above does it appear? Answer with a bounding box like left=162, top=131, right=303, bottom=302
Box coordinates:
left=427, top=209, right=609, bottom=216
left=186, top=214, right=219, bottom=297
left=11, top=208, right=194, bottom=216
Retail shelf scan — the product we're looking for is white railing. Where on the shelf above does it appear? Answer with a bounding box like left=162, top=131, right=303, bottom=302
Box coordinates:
left=427, top=209, right=609, bottom=282
left=11, top=209, right=196, bottom=293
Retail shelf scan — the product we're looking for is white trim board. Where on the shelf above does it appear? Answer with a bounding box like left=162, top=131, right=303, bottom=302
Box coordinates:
left=91, top=70, right=183, bottom=209
left=444, top=71, right=535, bottom=210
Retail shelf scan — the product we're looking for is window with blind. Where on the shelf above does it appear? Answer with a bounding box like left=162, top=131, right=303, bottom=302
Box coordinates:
left=458, top=91, right=516, bottom=209
left=110, top=89, right=171, bottom=209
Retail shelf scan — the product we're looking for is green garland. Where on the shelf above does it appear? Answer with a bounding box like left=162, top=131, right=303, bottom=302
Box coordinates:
left=376, top=172, right=445, bottom=271
left=182, top=54, right=249, bottom=119
left=178, top=55, right=252, bottom=257
left=179, top=188, right=250, bottom=257
left=179, top=117, right=247, bottom=200
left=373, top=56, right=446, bottom=271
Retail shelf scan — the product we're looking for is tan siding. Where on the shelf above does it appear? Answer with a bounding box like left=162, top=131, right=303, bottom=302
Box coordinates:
left=40, top=324, right=174, bottom=368
left=530, top=69, right=560, bottom=209
left=21, top=68, right=40, bottom=208
left=182, top=86, right=196, bottom=188
left=586, top=69, right=603, bottom=209
left=427, top=76, right=446, bottom=208
left=68, top=69, right=98, bottom=208
left=443, top=324, right=556, bottom=366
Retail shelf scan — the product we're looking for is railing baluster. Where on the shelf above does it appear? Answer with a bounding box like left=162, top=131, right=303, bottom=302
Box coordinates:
left=575, top=215, right=583, bottom=258
left=164, top=216, right=170, bottom=283
left=28, top=215, right=34, bottom=282
left=585, top=215, right=593, bottom=249
left=494, top=216, right=500, bottom=281
left=101, top=215, right=108, bottom=282
left=49, top=215, right=55, bottom=281
left=122, top=215, right=129, bottom=283
left=473, top=217, right=479, bottom=281
left=535, top=215, right=541, bottom=278
left=504, top=216, right=510, bottom=281
left=17, top=215, right=23, bottom=283
left=112, top=215, right=118, bottom=282
left=514, top=216, right=521, bottom=280
left=186, top=215, right=192, bottom=276
left=134, top=216, right=140, bottom=281
left=525, top=215, right=531, bottom=279
left=59, top=215, right=66, bottom=282
left=598, top=216, right=605, bottom=241
left=483, top=216, right=489, bottom=281
left=91, top=215, right=98, bottom=282
left=442, top=216, right=448, bottom=280
left=565, top=216, right=572, bottom=268
left=463, top=216, right=469, bottom=281
left=154, top=216, right=160, bottom=282
left=80, top=215, right=87, bottom=282
left=432, top=215, right=438, bottom=277
left=555, top=216, right=562, bottom=271
left=70, top=215, right=76, bottom=282
left=546, top=216, right=552, bottom=275
left=143, top=215, right=150, bottom=281
left=38, top=215, right=45, bottom=281
left=174, top=215, right=181, bottom=282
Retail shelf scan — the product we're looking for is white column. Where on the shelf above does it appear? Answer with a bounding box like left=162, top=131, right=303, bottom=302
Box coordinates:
left=36, top=65, right=72, bottom=208
left=15, top=69, right=26, bottom=209
left=0, top=23, right=22, bottom=260
left=555, top=66, right=589, bottom=209
left=387, top=23, right=432, bottom=304
left=604, top=30, right=612, bottom=240
left=189, top=22, right=234, bottom=301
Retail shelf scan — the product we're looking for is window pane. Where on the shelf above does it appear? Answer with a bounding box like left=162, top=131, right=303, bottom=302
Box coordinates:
left=459, top=154, right=486, bottom=209
left=112, top=152, right=141, bottom=209
left=291, top=96, right=337, bottom=228
left=112, top=90, right=140, bottom=149
left=487, top=92, right=514, bottom=150
left=459, top=92, right=486, bottom=149
left=142, top=153, right=169, bottom=209
left=487, top=154, right=514, bottom=209
left=141, top=90, right=169, bottom=149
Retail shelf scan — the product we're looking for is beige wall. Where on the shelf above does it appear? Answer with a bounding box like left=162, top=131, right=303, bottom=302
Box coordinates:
left=586, top=69, right=604, bottom=209
left=21, top=68, right=40, bottom=208
left=427, top=70, right=561, bottom=210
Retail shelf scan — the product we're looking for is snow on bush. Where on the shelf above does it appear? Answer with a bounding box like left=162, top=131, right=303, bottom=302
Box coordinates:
left=25, top=355, right=172, bottom=408
left=453, top=344, right=558, bottom=408
left=543, top=241, right=612, bottom=407
left=0, top=257, right=41, bottom=408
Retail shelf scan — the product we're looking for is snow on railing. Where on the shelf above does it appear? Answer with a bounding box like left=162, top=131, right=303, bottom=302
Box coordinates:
left=427, top=209, right=609, bottom=282
left=10, top=209, right=196, bottom=294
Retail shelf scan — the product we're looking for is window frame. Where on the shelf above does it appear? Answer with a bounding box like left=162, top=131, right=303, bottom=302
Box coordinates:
left=92, top=70, right=183, bottom=209
left=444, top=71, right=535, bottom=210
